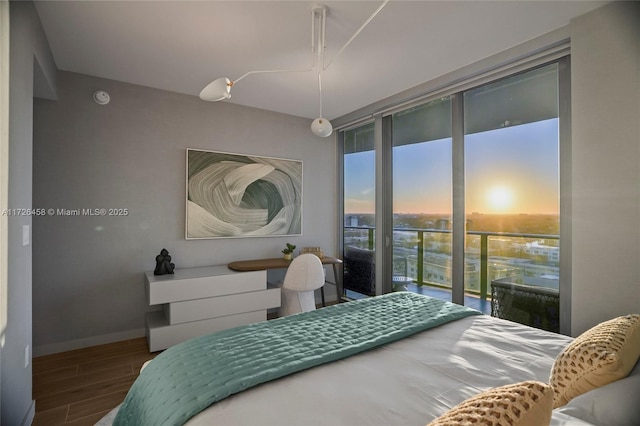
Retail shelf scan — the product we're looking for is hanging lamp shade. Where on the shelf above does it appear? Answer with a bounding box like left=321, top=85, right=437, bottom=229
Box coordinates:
left=199, top=77, right=232, bottom=101
left=311, top=117, right=333, bottom=137
left=198, top=2, right=388, bottom=137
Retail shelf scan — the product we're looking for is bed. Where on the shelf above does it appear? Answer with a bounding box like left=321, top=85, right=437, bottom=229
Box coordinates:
left=98, top=292, right=640, bottom=426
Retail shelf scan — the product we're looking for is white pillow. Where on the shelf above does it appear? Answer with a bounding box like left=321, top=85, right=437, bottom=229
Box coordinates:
left=549, top=411, right=597, bottom=426
left=553, top=364, right=640, bottom=426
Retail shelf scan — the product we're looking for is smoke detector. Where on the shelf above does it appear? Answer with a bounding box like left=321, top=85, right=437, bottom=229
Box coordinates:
left=93, top=90, right=110, bottom=105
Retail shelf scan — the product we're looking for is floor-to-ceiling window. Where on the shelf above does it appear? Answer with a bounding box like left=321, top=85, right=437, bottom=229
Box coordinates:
left=339, top=58, right=568, bottom=332
left=342, top=122, right=376, bottom=298
left=391, top=98, right=453, bottom=298
left=464, top=63, right=560, bottom=328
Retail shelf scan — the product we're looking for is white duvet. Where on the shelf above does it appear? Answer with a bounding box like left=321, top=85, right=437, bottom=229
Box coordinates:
left=100, top=314, right=577, bottom=425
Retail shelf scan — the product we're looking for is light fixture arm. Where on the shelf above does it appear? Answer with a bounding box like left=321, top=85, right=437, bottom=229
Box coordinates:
left=232, top=4, right=325, bottom=85
left=310, top=5, right=332, bottom=137
left=232, top=68, right=313, bottom=86
left=317, top=72, right=324, bottom=118
left=199, top=0, right=390, bottom=138
left=315, top=4, right=327, bottom=70
left=323, top=0, right=389, bottom=71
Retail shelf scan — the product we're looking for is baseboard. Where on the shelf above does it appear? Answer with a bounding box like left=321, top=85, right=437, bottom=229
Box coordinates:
left=21, top=400, right=35, bottom=426
left=33, top=286, right=339, bottom=357
left=33, top=328, right=146, bottom=357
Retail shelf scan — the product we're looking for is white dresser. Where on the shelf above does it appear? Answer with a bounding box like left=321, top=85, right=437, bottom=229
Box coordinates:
left=145, top=265, right=280, bottom=351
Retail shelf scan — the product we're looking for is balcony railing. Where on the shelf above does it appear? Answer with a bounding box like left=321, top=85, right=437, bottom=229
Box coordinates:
left=344, top=225, right=559, bottom=300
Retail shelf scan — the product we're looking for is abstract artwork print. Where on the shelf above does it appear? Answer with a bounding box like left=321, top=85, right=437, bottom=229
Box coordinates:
left=186, top=149, right=302, bottom=239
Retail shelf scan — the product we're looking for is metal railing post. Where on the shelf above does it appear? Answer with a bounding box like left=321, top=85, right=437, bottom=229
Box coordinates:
left=368, top=228, right=374, bottom=250
left=417, top=230, right=424, bottom=286
left=480, top=234, right=488, bottom=300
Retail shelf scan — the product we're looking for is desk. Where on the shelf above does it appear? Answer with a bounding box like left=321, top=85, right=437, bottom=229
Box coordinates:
left=228, top=256, right=343, bottom=306
left=144, top=266, right=279, bottom=351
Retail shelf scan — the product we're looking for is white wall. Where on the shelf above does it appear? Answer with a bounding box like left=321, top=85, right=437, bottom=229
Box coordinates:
left=4, top=2, right=56, bottom=425
left=570, top=1, right=640, bottom=335
left=32, top=71, right=337, bottom=355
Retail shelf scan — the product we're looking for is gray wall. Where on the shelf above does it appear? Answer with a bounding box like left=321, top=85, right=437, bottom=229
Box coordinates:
left=32, top=71, right=337, bottom=355
left=570, top=1, right=640, bottom=335
left=4, top=2, right=56, bottom=425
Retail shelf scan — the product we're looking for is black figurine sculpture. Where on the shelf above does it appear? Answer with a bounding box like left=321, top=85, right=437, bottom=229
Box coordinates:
left=154, top=248, right=175, bottom=275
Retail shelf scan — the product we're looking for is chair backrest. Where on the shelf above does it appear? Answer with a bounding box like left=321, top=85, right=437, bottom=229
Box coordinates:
left=282, top=254, right=325, bottom=292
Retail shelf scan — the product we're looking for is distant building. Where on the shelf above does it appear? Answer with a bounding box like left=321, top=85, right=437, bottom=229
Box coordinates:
left=522, top=241, right=559, bottom=262
left=435, top=218, right=450, bottom=230
left=346, top=215, right=359, bottom=227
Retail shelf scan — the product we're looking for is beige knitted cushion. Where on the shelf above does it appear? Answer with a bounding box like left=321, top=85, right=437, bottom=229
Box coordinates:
left=427, top=381, right=553, bottom=426
left=550, top=314, right=640, bottom=408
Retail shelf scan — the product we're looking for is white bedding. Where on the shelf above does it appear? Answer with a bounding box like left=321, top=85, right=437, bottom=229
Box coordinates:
left=101, top=313, right=574, bottom=425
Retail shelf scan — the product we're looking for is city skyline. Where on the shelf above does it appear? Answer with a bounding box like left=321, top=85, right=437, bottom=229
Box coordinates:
left=345, top=118, right=559, bottom=215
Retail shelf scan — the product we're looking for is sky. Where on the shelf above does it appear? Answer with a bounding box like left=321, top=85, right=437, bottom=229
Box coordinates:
left=344, top=118, right=559, bottom=215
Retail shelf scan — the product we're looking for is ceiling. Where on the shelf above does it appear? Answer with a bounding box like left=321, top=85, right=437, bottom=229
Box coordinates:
left=34, top=1, right=606, bottom=121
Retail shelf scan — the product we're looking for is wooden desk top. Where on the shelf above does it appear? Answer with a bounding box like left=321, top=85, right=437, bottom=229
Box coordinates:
left=228, top=256, right=342, bottom=272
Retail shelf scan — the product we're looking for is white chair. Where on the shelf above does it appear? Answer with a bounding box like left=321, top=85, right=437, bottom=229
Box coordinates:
left=279, top=254, right=325, bottom=317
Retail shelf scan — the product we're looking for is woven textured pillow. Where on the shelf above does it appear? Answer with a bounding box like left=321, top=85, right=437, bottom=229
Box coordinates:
left=427, top=381, right=553, bottom=426
left=550, top=314, right=640, bottom=408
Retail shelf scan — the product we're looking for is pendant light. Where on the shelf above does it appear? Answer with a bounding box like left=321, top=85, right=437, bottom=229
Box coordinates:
left=199, top=1, right=389, bottom=138
left=200, top=78, right=231, bottom=101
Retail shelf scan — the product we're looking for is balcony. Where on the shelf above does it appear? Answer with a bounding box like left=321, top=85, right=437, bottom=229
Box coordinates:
left=343, top=225, right=559, bottom=319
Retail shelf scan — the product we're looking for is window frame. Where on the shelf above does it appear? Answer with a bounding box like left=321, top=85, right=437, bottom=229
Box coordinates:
left=338, top=55, right=571, bottom=334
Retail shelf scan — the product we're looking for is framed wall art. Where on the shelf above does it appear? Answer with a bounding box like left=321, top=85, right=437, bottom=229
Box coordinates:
left=186, top=149, right=302, bottom=239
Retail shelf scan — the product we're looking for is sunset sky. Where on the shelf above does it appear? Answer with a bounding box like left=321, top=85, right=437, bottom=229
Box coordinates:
left=344, top=119, right=559, bottom=215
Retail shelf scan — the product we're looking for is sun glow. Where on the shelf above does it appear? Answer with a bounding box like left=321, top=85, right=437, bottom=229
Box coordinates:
left=487, top=186, right=513, bottom=212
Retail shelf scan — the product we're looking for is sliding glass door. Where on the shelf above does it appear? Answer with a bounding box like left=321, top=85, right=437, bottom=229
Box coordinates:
left=391, top=98, right=453, bottom=300
left=339, top=59, right=567, bottom=332
left=464, top=63, right=560, bottom=330
left=342, top=123, right=376, bottom=299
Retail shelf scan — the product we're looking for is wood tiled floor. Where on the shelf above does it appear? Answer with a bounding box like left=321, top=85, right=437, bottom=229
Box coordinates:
left=30, top=309, right=311, bottom=425
left=32, top=337, right=159, bottom=426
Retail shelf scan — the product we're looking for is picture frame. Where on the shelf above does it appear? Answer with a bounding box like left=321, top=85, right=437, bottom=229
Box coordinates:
left=186, top=148, right=302, bottom=239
